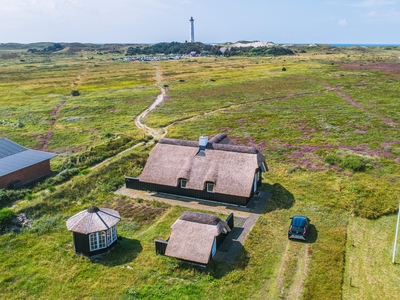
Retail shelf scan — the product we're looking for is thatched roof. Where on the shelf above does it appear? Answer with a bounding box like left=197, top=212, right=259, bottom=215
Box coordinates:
left=165, top=212, right=228, bottom=264
left=66, top=206, right=121, bottom=234
left=140, top=134, right=267, bottom=198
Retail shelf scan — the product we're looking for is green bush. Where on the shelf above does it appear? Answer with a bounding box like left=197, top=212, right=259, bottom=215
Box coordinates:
left=0, top=208, right=15, bottom=232
left=70, top=90, right=80, bottom=96
left=325, top=154, right=342, bottom=166
left=339, top=155, right=366, bottom=171
left=45, top=168, right=80, bottom=186
left=0, top=189, right=30, bottom=208
left=30, top=214, right=68, bottom=235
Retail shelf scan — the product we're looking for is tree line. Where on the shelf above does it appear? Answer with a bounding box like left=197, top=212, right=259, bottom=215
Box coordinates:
left=126, top=42, right=295, bottom=56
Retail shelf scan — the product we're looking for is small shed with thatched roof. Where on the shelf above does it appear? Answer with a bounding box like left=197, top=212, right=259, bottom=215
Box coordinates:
left=156, top=211, right=232, bottom=265
left=126, top=133, right=267, bottom=206
left=66, top=206, right=121, bottom=256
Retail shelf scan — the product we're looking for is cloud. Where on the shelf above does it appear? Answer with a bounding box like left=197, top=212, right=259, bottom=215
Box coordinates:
left=327, top=0, right=396, bottom=7
left=338, top=19, right=348, bottom=25
left=363, top=9, right=400, bottom=19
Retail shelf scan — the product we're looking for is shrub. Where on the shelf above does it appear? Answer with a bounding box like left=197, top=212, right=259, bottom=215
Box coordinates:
left=282, top=67, right=287, bottom=71
left=0, top=189, right=30, bottom=208
left=46, top=168, right=80, bottom=185
left=325, top=154, right=342, bottom=166
left=0, top=208, right=15, bottom=232
left=339, top=155, right=366, bottom=171
left=30, top=214, right=68, bottom=235
left=70, top=90, right=80, bottom=96
left=78, top=169, right=91, bottom=176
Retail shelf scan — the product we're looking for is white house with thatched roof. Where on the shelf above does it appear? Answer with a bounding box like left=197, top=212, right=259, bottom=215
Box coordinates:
left=126, top=133, right=267, bottom=206
left=66, top=206, right=121, bottom=256
left=158, top=211, right=231, bottom=265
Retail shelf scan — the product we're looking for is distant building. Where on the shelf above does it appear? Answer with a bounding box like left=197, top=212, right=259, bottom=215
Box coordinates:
left=0, top=138, right=57, bottom=189
left=126, top=133, right=267, bottom=206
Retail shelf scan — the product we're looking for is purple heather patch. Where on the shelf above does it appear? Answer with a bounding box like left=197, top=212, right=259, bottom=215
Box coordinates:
left=217, top=127, right=233, bottom=133
left=236, top=119, right=247, bottom=123
left=353, top=129, right=366, bottom=134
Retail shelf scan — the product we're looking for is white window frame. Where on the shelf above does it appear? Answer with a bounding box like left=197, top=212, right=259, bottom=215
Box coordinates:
left=106, top=226, right=117, bottom=246
left=89, top=231, right=107, bottom=251
left=180, top=179, right=187, bottom=189
left=206, top=182, right=215, bottom=193
left=89, top=226, right=117, bottom=251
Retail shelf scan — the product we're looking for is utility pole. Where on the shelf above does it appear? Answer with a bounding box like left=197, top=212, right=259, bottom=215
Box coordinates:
left=189, top=16, right=195, bottom=43
left=393, top=202, right=400, bottom=263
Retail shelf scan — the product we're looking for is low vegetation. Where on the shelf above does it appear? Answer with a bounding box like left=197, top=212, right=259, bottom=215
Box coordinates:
left=0, top=45, right=400, bottom=299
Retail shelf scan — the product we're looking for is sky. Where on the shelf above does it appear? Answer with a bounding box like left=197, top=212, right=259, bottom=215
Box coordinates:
left=1, top=0, right=399, bottom=44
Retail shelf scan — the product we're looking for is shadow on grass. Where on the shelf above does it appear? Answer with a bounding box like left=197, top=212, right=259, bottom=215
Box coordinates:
left=92, top=237, right=142, bottom=266
left=308, top=224, right=318, bottom=243
left=261, top=183, right=295, bottom=213
left=172, top=245, right=250, bottom=279
left=207, top=246, right=250, bottom=279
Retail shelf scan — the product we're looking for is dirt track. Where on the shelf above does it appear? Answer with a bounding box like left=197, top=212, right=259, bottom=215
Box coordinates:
left=134, top=64, right=167, bottom=140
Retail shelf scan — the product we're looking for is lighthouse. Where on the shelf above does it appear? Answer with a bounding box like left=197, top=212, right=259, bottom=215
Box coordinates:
left=189, top=16, right=195, bottom=42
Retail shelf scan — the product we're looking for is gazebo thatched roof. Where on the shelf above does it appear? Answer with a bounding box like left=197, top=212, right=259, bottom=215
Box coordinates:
left=66, top=206, right=121, bottom=234
left=165, top=212, right=228, bottom=264
left=139, top=134, right=267, bottom=198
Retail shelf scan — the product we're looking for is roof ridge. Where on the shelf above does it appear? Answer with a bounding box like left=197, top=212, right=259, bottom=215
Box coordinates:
left=159, top=136, right=259, bottom=154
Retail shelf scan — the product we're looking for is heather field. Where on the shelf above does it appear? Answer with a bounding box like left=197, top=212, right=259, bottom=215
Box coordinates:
left=1, top=47, right=400, bottom=299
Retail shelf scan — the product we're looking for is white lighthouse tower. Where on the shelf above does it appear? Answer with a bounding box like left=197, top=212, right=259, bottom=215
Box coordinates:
left=189, top=16, right=195, bottom=42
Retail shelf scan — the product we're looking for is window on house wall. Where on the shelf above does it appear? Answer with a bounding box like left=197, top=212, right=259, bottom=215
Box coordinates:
left=180, top=179, right=187, bottom=188
left=89, top=231, right=107, bottom=251
left=206, top=182, right=215, bottom=193
left=255, top=171, right=260, bottom=182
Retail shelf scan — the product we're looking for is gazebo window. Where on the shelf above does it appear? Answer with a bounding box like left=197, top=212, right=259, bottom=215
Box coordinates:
left=89, top=231, right=107, bottom=251
left=106, top=226, right=117, bottom=246
left=180, top=179, right=187, bottom=189
left=206, top=182, right=215, bottom=193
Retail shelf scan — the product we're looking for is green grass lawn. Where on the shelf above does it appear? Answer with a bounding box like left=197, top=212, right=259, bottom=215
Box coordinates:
left=1, top=48, right=400, bottom=299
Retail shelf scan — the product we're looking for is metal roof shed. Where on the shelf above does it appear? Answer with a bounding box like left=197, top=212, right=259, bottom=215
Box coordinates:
left=0, top=138, right=57, bottom=188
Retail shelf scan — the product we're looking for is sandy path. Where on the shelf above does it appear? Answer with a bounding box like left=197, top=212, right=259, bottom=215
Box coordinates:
left=263, top=241, right=310, bottom=300
left=134, top=64, right=167, bottom=140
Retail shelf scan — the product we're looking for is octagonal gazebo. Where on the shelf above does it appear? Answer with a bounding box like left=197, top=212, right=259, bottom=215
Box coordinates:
left=66, top=206, right=121, bottom=256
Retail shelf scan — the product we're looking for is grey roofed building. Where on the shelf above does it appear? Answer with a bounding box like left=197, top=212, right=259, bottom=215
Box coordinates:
left=164, top=211, right=230, bottom=265
left=0, top=138, right=57, bottom=188
left=126, top=133, right=268, bottom=206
